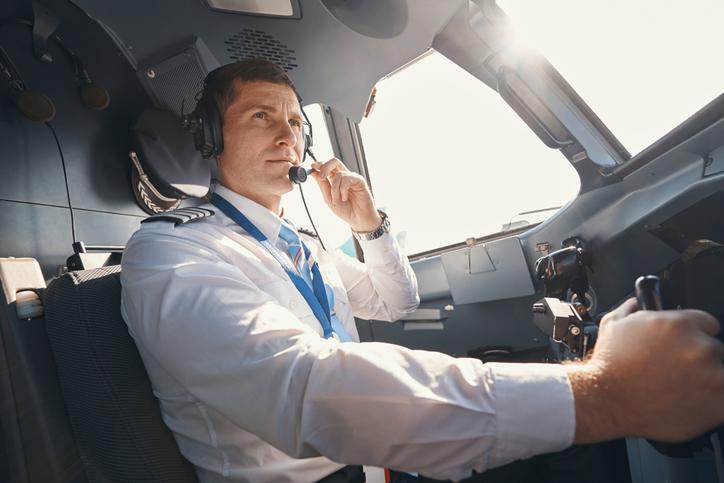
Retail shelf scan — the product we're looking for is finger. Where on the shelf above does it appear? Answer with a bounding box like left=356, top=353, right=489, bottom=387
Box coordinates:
left=319, top=159, right=341, bottom=180
left=683, top=309, right=721, bottom=337
left=330, top=173, right=343, bottom=205
left=600, top=298, right=638, bottom=327
left=715, top=375, right=724, bottom=420
left=339, top=175, right=353, bottom=202
left=309, top=165, right=320, bottom=179
left=318, top=158, right=347, bottom=179
left=313, top=173, right=332, bottom=205
left=704, top=336, right=724, bottom=361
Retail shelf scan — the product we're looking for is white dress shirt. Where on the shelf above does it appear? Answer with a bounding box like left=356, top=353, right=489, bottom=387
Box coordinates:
left=120, top=185, right=576, bottom=483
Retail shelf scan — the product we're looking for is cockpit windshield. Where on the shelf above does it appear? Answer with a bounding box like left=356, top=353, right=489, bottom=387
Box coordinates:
left=498, top=0, right=724, bottom=157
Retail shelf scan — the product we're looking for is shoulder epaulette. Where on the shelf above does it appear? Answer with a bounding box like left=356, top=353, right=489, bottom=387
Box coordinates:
left=141, top=207, right=215, bottom=226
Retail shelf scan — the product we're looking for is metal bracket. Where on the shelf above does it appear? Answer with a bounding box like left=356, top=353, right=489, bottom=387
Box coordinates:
left=31, top=2, right=60, bottom=63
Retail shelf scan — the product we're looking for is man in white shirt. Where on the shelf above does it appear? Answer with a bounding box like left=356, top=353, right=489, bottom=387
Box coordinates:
left=121, top=59, right=724, bottom=483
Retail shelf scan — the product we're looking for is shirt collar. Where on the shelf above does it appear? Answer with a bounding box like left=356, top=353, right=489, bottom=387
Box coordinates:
left=213, top=184, right=285, bottom=245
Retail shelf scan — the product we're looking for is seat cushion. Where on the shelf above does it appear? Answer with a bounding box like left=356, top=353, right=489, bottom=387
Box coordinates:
left=43, top=266, right=198, bottom=483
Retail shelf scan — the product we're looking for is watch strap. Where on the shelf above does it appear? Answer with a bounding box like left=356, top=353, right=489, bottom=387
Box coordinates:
left=352, top=210, right=390, bottom=241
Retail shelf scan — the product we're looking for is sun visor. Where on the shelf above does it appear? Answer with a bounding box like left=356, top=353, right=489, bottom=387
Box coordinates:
left=130, top=108, right=210, bottom=202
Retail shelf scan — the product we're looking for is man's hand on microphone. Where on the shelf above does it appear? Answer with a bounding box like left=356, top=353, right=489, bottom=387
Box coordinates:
left=311, top=158, right=382, bottom=232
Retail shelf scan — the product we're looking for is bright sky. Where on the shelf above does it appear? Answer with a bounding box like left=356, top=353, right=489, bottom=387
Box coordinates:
left=358, top=52, right=580, bottom=255
left=498, top=0, right=724, bottom=156
left=286, top=1, right=724, bottom=256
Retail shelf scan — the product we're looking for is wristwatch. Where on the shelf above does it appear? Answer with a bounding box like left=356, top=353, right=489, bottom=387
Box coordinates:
left=352, top=210, right=390, bottom=241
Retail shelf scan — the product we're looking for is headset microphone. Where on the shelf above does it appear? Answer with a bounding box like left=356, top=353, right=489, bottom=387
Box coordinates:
left=288, top=146, right=319, bottom=184
left=288, top=166, right=312, bottom=184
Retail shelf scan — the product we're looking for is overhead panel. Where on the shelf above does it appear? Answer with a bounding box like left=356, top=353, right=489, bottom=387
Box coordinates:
left=205, top=0, right=301, bottom=18
left=225, top=29, right=298, bottom=71
left=68, top=0, right=466, bottom=121
left=320, top=0, right=408, bottom=39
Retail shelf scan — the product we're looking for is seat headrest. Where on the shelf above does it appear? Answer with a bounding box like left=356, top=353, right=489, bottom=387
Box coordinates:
left=130, top=108, right=211, bottom=214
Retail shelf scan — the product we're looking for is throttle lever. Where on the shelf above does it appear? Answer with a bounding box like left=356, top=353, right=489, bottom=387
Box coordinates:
left=635, top=275, right=674, bottom=455
left=634, top=275, right=724, bottom=469
left=635, top=275, right=662, bottom=311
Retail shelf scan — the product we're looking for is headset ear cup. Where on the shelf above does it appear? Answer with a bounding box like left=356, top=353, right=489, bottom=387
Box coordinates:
left=183, top=105, right=206, bottom=156
left=303, top=133, right=312, bottom=162
left=15, top=90, right=56, bottom=122
left=80, top=82, right=110, bottom=110
left=198, top=101, right=214, bottom=158
left=206, top=98, right=223, bottom=158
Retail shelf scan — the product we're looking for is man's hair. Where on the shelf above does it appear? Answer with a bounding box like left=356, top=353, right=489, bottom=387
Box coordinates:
left=203, top=58, right=298, bottom=118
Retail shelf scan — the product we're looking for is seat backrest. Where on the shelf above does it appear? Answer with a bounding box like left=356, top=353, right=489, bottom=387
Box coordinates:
left=0, top=258, right=85, bottom=483
left=43, top=266, right=198, bottom=483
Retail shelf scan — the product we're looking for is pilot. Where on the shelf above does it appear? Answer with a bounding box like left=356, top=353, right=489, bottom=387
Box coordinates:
left=120, top=59, right=724, bottom=483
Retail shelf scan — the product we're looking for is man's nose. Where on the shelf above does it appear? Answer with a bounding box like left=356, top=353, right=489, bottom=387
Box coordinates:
left=274, top=121, right=298, bottom=148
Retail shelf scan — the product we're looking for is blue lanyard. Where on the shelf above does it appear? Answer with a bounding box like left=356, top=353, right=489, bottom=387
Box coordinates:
left=210, top=193, right=335, bottom=339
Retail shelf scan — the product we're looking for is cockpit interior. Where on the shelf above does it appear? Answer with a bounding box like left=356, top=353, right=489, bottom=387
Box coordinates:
left=1, top=1, right=723, bottom=482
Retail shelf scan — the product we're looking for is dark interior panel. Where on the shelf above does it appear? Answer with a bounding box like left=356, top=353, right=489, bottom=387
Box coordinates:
left=0, top=0, right=151, bottom=217
left=73, top=209, right=142, bottom=248
left=42, top=0, right=150, bottom=216
left=586, top=230, right=680, bottom=313
left=581, top=174, right=724, bottom=316
left=652, top=190, right=724, bottom=252
left=0, top=200, right=72, bottom=278
left=0, top=105, right=68, bottom=206
left=369, top=295, right=547, bottom=358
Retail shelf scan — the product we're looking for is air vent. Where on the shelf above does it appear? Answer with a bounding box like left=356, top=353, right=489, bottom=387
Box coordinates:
left=224, top=29, right=298, bottom=71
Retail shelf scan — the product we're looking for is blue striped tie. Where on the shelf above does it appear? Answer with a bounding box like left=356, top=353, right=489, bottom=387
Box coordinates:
left=278, top=221, right=313, bottom=288
left=278, top=221, right=352, bottom=342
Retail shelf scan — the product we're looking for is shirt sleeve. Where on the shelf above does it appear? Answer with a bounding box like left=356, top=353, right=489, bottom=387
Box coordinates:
left=328, top=232, right=420, bottom=322
left=121, top=227, right=575, bottom=482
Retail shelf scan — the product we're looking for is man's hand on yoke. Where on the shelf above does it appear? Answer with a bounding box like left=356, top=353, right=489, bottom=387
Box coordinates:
left=568, top=298, right=724, bottom=444
left=311, top=158, right=381, bottom=232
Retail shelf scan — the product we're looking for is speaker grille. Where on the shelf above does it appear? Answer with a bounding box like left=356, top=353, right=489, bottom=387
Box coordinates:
left=225, top=29, right=298, bottom=71
left=150, top=53, right=205, bottom=116
left=141, top=48, right=206, bottom=117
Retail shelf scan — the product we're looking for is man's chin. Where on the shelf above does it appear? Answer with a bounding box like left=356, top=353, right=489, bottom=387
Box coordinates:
left=276, top=177, right=295, bottom=195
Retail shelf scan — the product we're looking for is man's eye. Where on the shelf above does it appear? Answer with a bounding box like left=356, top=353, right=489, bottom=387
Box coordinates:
left=289, top=119, right=302, bottom=128
left=253, top=112, right=266, bottom=120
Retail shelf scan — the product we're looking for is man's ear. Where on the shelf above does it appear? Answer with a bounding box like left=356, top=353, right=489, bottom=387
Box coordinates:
left=214, top=154, right=225, bottom=183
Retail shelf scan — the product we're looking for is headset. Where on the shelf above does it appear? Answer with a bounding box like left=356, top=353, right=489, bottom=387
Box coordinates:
left=0, top=18, right=110, bottom=123
left=0, top=45, right=56, bottom=122
left=182, top=65, right=314, bottom=164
